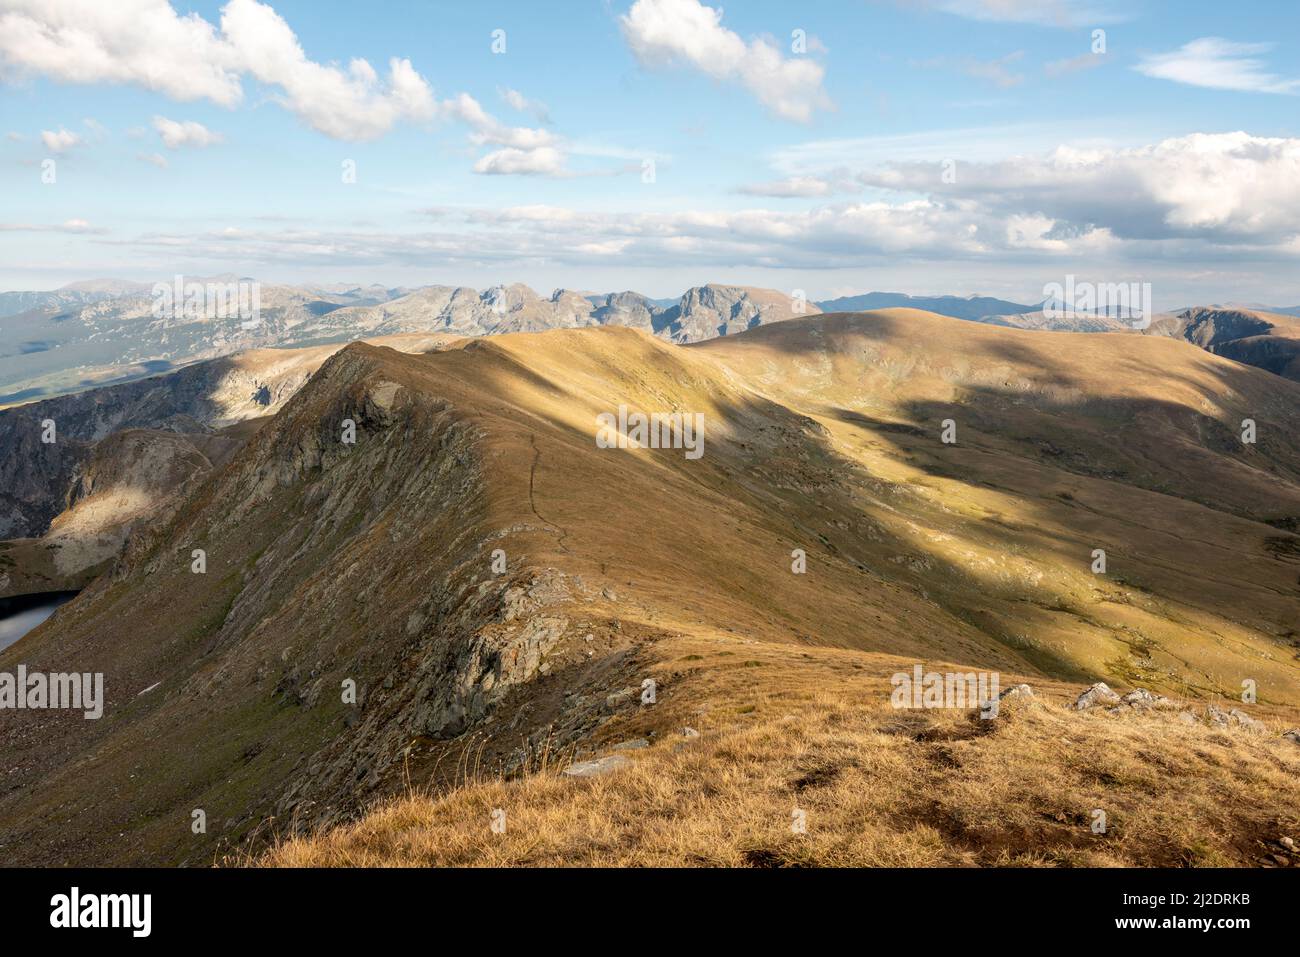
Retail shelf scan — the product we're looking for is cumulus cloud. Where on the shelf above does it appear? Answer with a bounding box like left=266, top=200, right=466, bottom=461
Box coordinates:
left=0, top=0, right=243, bottom=104
left=138, top=152, right=169, bottom=169
left=40, top=127, right=81, bottom=152
left=217, top=0, right=436, bottom=140
left=855, top=132, right=1300, bottom=246
left=437, top=92, right=574, bottom=176
left=620, top=0, right=831, bottom=122
left=0, top=1, right=622, bottom=172
left=152, top=116, right=223, bottom=149
left=0, top=0, right=438, bottom=140
left=1136, top=38, right=1300, bottom=94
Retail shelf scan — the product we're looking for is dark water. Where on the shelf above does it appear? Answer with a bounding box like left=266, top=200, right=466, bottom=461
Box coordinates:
left=0, top=592, right=78, bottom=653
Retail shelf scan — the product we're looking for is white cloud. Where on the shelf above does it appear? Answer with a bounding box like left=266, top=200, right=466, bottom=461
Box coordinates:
left=473, top=147, right=568, bottom=176
left=620, top=0, right=831, bottom=122
left=152, top=116, right=223, bottom=149
left=82, top=130, right=1300, bottom=277
left=218, top=0, right=436, bottom=140
left=439, top=92, right=573, bottom=176
left=0, top=0, right=243, bottom=105
left=138, top=152, right=169, bottom=169
left=1136, top=38, right=1300, bottom=95
left=40, top=127, right=81, bottom=152
left=855, top=132, right=1300, bottom=245
left=0, top=0, right=439, bottom=141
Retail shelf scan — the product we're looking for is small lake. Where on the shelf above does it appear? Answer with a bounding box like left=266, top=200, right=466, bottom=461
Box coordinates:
left=0, top=592, right=78, bottom=653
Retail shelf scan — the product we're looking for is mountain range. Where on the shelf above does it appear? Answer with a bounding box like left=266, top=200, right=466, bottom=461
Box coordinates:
left=1, top=306, right=1298, bottom=866
left=0, top=280, right=1136, bottom=406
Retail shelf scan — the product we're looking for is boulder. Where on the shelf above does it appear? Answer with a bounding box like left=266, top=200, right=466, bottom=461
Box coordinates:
left=1073, top=682, right=1121, bottom=710
left=1206, top=704, right=1267, bottom=733
left=562, top=754, right=631, bottom=778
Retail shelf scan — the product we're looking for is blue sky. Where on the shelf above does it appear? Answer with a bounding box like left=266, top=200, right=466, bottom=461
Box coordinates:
left=3, top=0, right=1300, bottom=307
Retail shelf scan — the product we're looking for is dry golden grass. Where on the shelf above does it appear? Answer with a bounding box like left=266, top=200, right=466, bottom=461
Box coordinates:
left=261, top=636, right=1300, bottom=868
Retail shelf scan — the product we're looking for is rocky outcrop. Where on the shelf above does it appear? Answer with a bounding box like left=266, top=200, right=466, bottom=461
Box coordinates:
left=1205, top=704, right=1268, bottom=734
left=1147, top=307, right=1300, bottom=382
left=1072, top=682, right=1121, bottom=710
left=659, top=285, right=821, bottom=343
left=0, top=341, right=645, bottom=863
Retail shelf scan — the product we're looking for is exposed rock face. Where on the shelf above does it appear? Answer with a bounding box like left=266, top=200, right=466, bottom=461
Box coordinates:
left=0, top=337, right=447, bottom=541
left=0, top=356, right=279, bottom=539
left=1147, top=307, right=1300, bottom=382
left=587, top=291, right=663, bottom=332
left=659, top=285, right=821, bottom=343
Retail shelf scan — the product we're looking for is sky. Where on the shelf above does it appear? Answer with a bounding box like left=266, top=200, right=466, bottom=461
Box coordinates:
left=2, top=0, right=1299, bottom=308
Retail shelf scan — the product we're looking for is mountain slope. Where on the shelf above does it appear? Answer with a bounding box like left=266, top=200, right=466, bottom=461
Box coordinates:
left=1148, top=306, right=1300, bottom=382
left=0, top=333, right=456, bottom=541
left=3, top=313, right=1298, bottom=866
